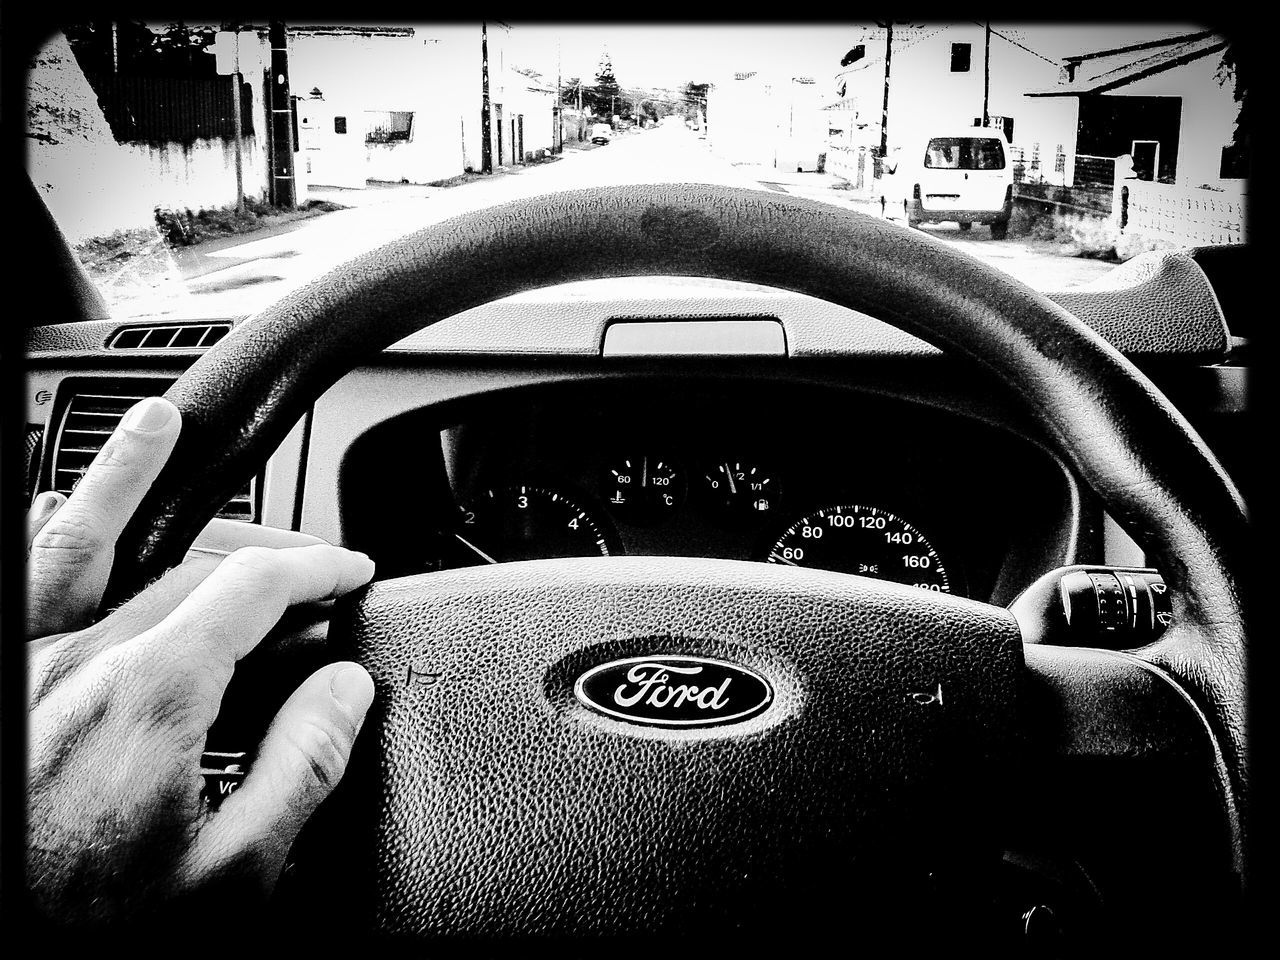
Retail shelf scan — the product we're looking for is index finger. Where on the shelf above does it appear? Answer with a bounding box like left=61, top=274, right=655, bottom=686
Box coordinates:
left=132, top=544, right=376, bottom=696
left=27, top=396, right=181, bottom=638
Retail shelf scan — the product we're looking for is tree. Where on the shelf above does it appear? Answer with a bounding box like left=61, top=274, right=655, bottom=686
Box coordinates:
left=680, top=81, right=708, bottom=121
left=560, top=77, right=582, bottom=109
left=589, top=52, right=624, bottom=118
left=1216, top=38, right=1254, bottom=178
left=65, top=20, right=220, bottom=78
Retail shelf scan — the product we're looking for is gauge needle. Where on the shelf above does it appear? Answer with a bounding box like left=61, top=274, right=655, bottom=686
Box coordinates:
left=769, top=553, right=798, bottom=567
left=723, top=462, right=737, bottom=496
left=454, top=532, right=498, bottom=565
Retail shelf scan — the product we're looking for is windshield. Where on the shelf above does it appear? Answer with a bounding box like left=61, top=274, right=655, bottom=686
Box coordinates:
left=26, top=21, right=1249, bottom=320
left=924, top=138, right=1006, bottom=170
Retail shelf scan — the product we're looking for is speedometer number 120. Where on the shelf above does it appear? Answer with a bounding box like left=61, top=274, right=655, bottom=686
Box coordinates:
left=765, top=504, right=951, bottom=593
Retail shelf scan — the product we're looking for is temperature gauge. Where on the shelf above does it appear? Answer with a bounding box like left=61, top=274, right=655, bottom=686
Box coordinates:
left=604, top=457, right=686, bottom=524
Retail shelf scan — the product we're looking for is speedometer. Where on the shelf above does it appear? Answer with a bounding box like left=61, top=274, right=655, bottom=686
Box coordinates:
left=764, top=504, right=951, bottom=593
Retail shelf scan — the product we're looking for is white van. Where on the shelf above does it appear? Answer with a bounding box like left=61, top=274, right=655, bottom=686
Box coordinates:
left=900, top=129, right=1014, bottom=238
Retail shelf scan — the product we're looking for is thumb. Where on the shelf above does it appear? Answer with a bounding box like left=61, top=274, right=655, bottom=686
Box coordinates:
left=192, top=662, right=376, bottom=887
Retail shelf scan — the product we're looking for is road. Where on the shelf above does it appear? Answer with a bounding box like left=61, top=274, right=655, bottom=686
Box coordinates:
left=172, top=125, right=1115, bottom=318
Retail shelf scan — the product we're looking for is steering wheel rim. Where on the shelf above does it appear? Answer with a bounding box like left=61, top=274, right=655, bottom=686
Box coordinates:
left=108, top=183, right=1251, bottom=928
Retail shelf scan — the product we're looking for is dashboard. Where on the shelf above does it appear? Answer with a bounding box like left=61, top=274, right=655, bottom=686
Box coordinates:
left=23, top=261, right=1250, bottom=618
left=18, top=254, right=1255, bottom=942
left=339, top=377, right=1077, bottom=604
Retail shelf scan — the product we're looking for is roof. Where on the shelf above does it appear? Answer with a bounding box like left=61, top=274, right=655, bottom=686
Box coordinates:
left=287, top=25, right=417, bottom=38
left=1027, top=30, right=1225, bottom=97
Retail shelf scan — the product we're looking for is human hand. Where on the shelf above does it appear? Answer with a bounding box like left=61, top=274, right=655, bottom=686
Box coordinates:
left=26, top=396, right=377, bottom=924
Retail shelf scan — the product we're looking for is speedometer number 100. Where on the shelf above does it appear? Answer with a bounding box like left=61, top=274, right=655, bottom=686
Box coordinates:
left=765, top=504, right=951, bottom=593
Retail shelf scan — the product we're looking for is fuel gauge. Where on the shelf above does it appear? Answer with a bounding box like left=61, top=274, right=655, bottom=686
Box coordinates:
left=604, top=456, right=686, bottom=524
left=702, top=461, right=780, bottom=523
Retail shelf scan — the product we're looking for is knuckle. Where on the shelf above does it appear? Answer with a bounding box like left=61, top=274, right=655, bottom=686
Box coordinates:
left=31, top=512, right=109, bottom=565
left=93, top=432, right=132, bottom=470
left=28, top=629, right=105, bottom=702
left=100, top=642, right=211, bottom=731
left=285, top=717, right=354, bottom=794
left=219, top=547, right=289, bottom=595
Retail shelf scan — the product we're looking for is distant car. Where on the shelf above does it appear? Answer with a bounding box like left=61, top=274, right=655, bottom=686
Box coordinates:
left=900, top=129, right=1014, bottom=238
left=590, top=123, right=612, bottom=145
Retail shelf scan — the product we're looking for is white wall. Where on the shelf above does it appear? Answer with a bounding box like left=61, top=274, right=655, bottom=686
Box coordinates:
left=1108, top=54, right=1240, bottom=188
left=708, top=73, right=824, bottom=167
left=836, top=25, right=1062, bottom=158
left=291, top=27, right=477, bottom=185
left=27, top=30, right=277, bottom=240
left=123, top=128, right=270, bottom=212
left=708, top=74, right=779, bottom=165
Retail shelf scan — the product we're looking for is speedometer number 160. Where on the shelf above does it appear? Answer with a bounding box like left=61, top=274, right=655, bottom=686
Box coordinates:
left=765, top=504, right=951, bottom=593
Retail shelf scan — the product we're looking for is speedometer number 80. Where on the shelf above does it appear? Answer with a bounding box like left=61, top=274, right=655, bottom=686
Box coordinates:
left=766, top=504, right=951, bottom=594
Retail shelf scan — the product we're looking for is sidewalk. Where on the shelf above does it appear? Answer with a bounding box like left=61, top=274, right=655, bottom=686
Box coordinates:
left=307, top=181, right=441, bottom=210
left=731, top=162, right=850, bottom=190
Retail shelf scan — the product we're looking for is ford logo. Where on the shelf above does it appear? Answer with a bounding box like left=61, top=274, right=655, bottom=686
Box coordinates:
left=574, top=655, right=773, bottom=728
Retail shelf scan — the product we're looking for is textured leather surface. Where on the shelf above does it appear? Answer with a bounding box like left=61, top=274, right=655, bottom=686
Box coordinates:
left=107, top=183, right=1251, bottom=886
left=26, top=318, right=226, bottom=357
left=329, top=556, right=1022, bottom=935
left=1050, top=251, right=1228, bottom=363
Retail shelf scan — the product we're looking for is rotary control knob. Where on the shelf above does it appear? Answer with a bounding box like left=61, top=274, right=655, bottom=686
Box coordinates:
left=1058, top=569, right=1173, bottom=643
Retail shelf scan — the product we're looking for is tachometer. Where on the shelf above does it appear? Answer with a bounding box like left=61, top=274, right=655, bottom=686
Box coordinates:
left=447, top=485, right=616, bottom=567
left=764, top=504, right=951, bottom=593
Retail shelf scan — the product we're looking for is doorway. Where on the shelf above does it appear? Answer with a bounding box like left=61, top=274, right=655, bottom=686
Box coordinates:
left=1131, top=140, right=1160, bottom=182
left=495, top=103, right=504, bottom=166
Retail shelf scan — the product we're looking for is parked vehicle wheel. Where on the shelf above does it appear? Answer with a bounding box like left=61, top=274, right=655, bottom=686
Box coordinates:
left=990, top=220, right=1009, bottom=240
left=958, top=221, right=972, bottom=232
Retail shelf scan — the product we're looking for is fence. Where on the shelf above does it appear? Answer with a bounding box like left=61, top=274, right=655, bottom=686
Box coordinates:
left=1011, top=148, right=1116, bottom=216
left=1120, top=180, right=1248, bottom=247
left=825, top=144, right=871, bottom=192
left=89, top=74, right=254, bottom=145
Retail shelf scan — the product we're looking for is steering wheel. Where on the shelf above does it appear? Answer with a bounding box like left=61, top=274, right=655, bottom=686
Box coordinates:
left=109, top=184, right=1250, bottom=943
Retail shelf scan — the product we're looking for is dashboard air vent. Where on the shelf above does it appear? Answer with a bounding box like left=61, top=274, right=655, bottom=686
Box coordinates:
left=108, top=323, right=231, bottom=350
left=51, top=391, right=257, bottom=522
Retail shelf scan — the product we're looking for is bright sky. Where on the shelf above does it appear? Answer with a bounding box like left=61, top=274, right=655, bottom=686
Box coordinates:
left=512, top=23, right=1211, bottom=91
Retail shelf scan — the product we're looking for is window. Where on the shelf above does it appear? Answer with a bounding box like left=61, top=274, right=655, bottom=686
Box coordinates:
left=334, top=116, right=347, bottom=135
left=950, top=43, right=971, bottom=72
left=1220, top=142, right=1248, bottom=179
left=923, top=137, right=1006, bottom=170
left=365, top=110, right=413, bottom=144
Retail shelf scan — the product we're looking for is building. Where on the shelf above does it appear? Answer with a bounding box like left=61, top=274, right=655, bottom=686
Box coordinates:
left=1024, top=31, right=1242, bottom=189
left=833, top=24, right=1064, bottom=151
left=291, top=22, right=555, bottom=189
left=706, top=71, right=827, bottom=171
left=829, top=24, right=1066, bottom=190
left=28, top=25, right=288, bottom=237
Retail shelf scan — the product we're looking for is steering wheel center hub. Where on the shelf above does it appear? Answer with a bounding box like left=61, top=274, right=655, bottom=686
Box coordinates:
left=315, top=555, right=1023, bottom=936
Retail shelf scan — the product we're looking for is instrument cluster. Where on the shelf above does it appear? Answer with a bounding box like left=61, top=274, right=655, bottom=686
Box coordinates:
left=435, top=457, right=952, bottom=595
left=345, top=379, right=1076, bottom=604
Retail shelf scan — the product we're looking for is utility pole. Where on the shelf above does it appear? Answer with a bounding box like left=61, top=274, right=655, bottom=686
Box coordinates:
left=229, top=26, right=244, bottom=214
left=268, top=21, right=295, bottom=209
left=878, top=21, right=893, bottom=159
left=982, top=21, right=991, bottom=127
left=481, top=22, right=492, bottom=174
left=554, top=35, right=562, bottom=153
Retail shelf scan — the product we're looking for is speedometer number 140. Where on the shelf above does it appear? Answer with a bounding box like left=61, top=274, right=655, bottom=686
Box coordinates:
left=766, top=504, right=951, bottom=593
